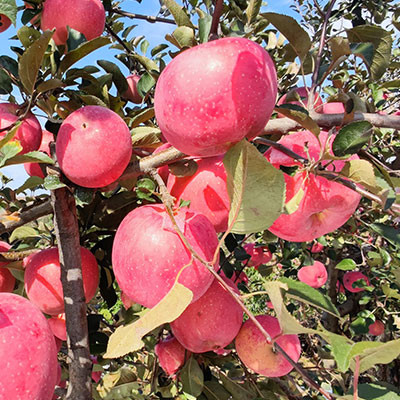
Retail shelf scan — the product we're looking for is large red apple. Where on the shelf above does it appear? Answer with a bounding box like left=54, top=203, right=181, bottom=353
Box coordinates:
left=265, top=130, right=361, bottom=242
left=171, top=276, right=243, bottom=353
left=242, top=243, right=272, bottom=268
left=297, top=261, right=327, bottom=288
left=0, top=293, right=59, bottom=399
left=0, top=14, right=11, bottom=33
left=167, top=156, right=230, bottom=232
left=41, top=0, right=106, bottom=46
left=123, top=74, right=142, bottom=104
left=56, top=105, right=132, bottom=188
left=24, top=130, right=54, bottom=178
left=154, top=37, right=277, bottom=157
left=343, top=271, right=370, bottom=293
left=235, top=315, right=301, bottom=377
left=0, top=103, right=42, bottom=154
left=155, top=336, right=188, bottom=376
left=112, top=204, right=218, bottom=308
left=24, top=246, right=99, bottom=315
left=277, top=87, right=323, bottom=116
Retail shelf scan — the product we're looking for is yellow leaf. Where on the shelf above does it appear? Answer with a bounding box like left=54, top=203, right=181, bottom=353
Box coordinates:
left=341, top=159, right=376, bottom=189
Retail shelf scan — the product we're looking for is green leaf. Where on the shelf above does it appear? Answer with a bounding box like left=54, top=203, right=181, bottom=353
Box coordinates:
left=335, top=259, right=357, bottom=271
left=321, top=332, right=353, bottom=372
left=170, top=26, right=196, bottom=48
left=198, top=14, right=212, bottom=43
left=274, top=104, right=320, bottom=136
left=43, top=175, right=67, bottom=190
left=246, top=0, right=262, bottom=25
left=332, top=121, right=373, bottom=157
left=0, top=55, right=18, bottom=78
left=223, top=140, right=285, bottom=234
left=203, top=379, right=231, bottom=400
left=329, top=37, right=351, bottom=63
left=219, top=373, right=255, bottom=400
left=370, top=223, right=400, bottom=247
left=350, top=383, right=400, bottom=400
left=0, top=70, right=12, bottom=94
left=4, top=150, right=54, bottom=167
left=129, top=107, right=155, bottom=128
left=66, top=26, right=87, bottom=51
left=279, top=277, right=339, bottom=317
left=36, top=78, right=65, bottom=93
left=347, top=26, right=393, bottom=80
left=16, top=176, right=44, bottom=194
left=131, top=127, right=162, bottom=148
left=59, top=37, right=111, bottom=74
left=132, top=54, right=159, bottom=73
left=0, top=142, right=22, bottom=167
left=0, top=0, right=17, bottom=25
left=0, top=121, right=21, bottom=150
left=19, top=30, right=54, bottom=94
left=341, top=159, right=376, bottom=189
left=350, top=42, right=374, bottom=68
left=17, top=26, right=41, bottom=48
left=261, top=13, right=311, bottom=61
left=97, top=60, right=129, bottom=95
left=136, top=72, right=156, bottom=98
left=181, top=357, right=204, bottom=398
left=164, top=0, right=194, bottom=28
left=9, top=226, right=38, bottom=242
left=104, top=282, right=193, bottom=358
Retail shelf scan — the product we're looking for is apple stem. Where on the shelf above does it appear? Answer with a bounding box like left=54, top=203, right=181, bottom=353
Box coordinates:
left=210, top=0, right=224, bottom=39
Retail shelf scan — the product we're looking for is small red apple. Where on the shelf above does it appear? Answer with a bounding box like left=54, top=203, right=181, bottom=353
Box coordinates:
left=41, top=0, right=106, bottom=46
left=0, top=293, right=59, bottom=399
left=0, top=14, right=11, bottom=33
left=155, top=37, right=277, bottom=157
left=24, top=246, right=99, bottom=315
left=0, top=268, right=15, bottom=293
left=167, top=155, right=230, bottom=233
left=123, top=74, right=142, bottom=104
left=320, top=102, right=345, bottom=114
left=343, top=271, right=370, bottom=293
left=171, top=276, right=243, bottom=353
left=277, top=87, right=323, bottom=116
left=297, top=261, right=328, bottom=288
left=235, top=315, right=301, bottom=377
left=242, top=243, right=272, bottom=268
left=155, top=336, right=188, bottom=376
left=112, top=204, right=218, bottom=308
left=0, top=103, right=42, bottom=154
left=311, top=242, right=324, bottom=253
left=48, top=313, right=67, bottom=341
left=56, top=105, right=132, bottom=188
left=24, top=130, right=54, bottom=178
left=368, top=320, right=384, bottom=336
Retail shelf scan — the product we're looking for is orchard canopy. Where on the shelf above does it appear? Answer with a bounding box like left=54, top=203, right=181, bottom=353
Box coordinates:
left=0, top=0, right=400, bottom=399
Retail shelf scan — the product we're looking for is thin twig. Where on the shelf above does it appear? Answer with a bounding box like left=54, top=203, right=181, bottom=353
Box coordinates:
left=105, top=23, right=132, bottom=54
left=111, top=8, right=176, bottom=25
left=353, top=356, right=360, bottom=400
left=253, top=137, right=308, bottom=162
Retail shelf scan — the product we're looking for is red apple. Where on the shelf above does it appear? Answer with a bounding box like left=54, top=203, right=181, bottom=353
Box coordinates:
left=0, top=293, right=58, bottom=399
left=24, top=130, right=54, bottom=178
left=112, top=204, right=218, bottom=308
left=242, top=243, right=272, bottom=268
left=167, top=156, right=230, bottom=232
left=41, top=0, right=106, bottom=46
left=311, top=242, right=324, bottom=253
left=0, top=103, right=42, bottom=154
left=297, top=261, right=327, bottom=288
left=121, top=291, right=135, bottom=310
left=153, top=142, right=172, bottom=183
left=319, top=102, right=345, bottom=114
left=0, top=268, right=15, bottom=293
left=235, top=315, right=301, bottom=377
left=0, top=14, right=11, bottom=33
left=343, top=271, right=370, bottom=293
left=171, top=276, right=243, bottom=353
left=277, top=87, right=323, bottom=116
left=155, top=336, right=188, bottom=376
left=154, top=37, right=277, bottom=157
left=48, top=313, right=67, bottom=341
left=24, top=246, right=99, bottom=315
left=368, top=320, right=384, bottom=336
left=90, top=356, right=102, bottom=383
left=265, top=130, right=361, bottom=242
left=123, top=74, right=142, bottom=104
left=56, top=105, right=132, bottom=188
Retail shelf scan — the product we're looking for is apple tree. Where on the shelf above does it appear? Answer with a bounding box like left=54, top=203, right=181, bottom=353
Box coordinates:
left=0, top=0, right=399, bottom=399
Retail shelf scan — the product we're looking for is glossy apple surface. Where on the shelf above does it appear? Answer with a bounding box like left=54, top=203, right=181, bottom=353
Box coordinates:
left=171, top=277, right=243, bottom=353
left=41, top=0, right=105, bottom=46
left=0, top=293, right=58, bottom=399
left=24, top=130, right=54, bottom=178
left=24, top=246, right=99, bottom=315
left=0, top=14, right=11, bottom=33
left=277, top=87, right=323, bottom=116
left=56, top=105, right=132, bottom=188
left=155, top=336, right=188, bottom=376
left=235, top=315, right=301, bottom=377
left=167, top=156, right=230, bottom=232
left=123, top=74, right=142, bottom=104
left=297, top=261, right=327, bottom=288
left=242, top=243, right=272, bottom=268
left=112, top=204, right=218, bottom=308
left=343, top=271, right=370, bottom=293
left=155, top=37, right=277, bottom=156
left=48, top=313, right=67, bottom=341
left=368, top=320, right=384, bottom=336
left=0, top=103, right=42, bottom=154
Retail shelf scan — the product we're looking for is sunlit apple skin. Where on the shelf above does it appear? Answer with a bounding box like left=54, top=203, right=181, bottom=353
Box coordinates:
left=154, top=37, right=277, bottom=157
left=297, top=261, right=327, bottom=288
left=48, top=313, right=67, bottom=341
left=242, top=243, right=272, bottom=268
left=56, top=105, right=132, bottom=188
left=0, top=293, right=58, bottom=400
left=24, top=247, right=99, bottom=315
left=277, top=87, right=323, bottom=116
left=368, top=320, right=384, bottom=336
left=235, top=315, right=301, bottom=377
left=343, top=271, right=370, bottom=293
left=320, top=102, right=345, bottom=114
left=0, top=103, right=42, bottom=154
left=24, top=130, right=54, bottom=179
left=112, top=204, right=218, bottom=308
left=41, top=0, right=105, bottom=46
left=167, top=156, right=230, bottom=232
left=155, top=336, right=188, bottom=376
left=123, top=74, right=142, bottom=104
left=171, top=277, right=243, bottom=353
left=265, top=131, right=361, bottom=242
left=0, top=14, right=11, bottom=33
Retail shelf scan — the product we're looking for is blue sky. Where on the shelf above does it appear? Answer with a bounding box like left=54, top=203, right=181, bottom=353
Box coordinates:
left=0, top=0, right=295, bottom=189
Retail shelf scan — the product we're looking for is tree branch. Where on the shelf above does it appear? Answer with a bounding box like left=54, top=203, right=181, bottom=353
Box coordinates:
left=210, top=0, right=224, bottom=39
left=111, top=8, right=176, bottom=25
